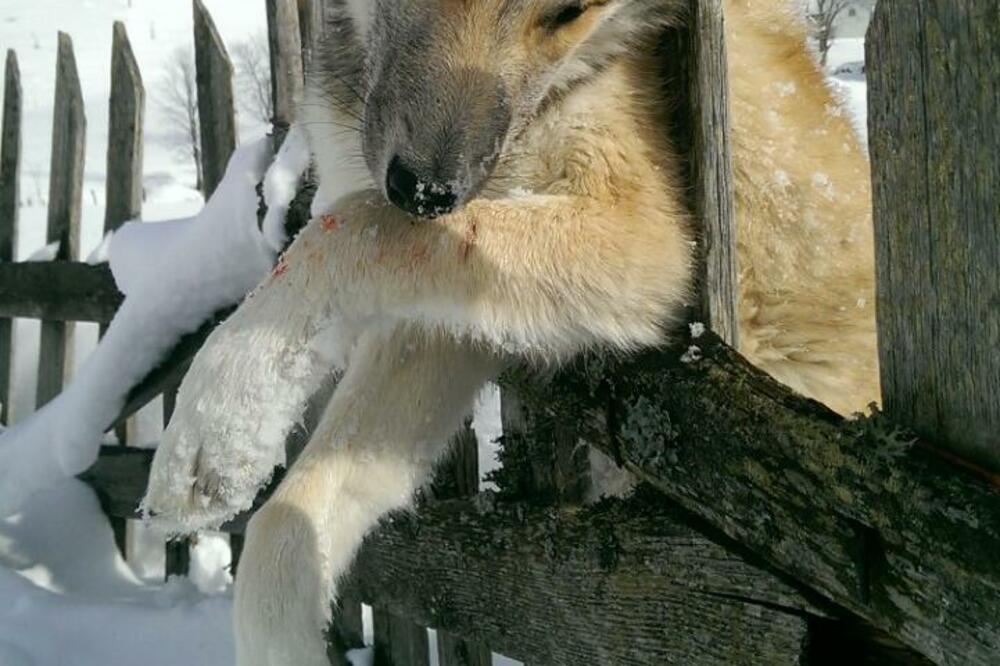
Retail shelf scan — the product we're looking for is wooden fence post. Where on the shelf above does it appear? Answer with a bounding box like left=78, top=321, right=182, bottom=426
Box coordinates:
left=267, top=0, right=305, bottom=131
left=0, top=50, right=21, bottom=425
left=104, top=21, right=145, bottom=556
left=373, top=607, right=429, bottom=666
left=193, top=0, right=237, bottom=197
left=37, top=33, right=85, bottom=409
left=432, top=422, right=493, bottom=666
left=437, top=631, right=491, bottom=666
left=297, top=0, right=328, bottom=70
left=105, top=22, right=144, bottom=239
left=662, top=0, right=739, bottom=346
left=867, top=0, right=1000, bottom=471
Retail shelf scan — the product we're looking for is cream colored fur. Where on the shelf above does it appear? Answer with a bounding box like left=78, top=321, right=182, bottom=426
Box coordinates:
left=727, top=0, right=878, bottom=415
left=143, top=2, right=878, bottom=664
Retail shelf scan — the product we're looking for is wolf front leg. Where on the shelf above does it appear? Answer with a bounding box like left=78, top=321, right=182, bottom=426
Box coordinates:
left=233, top=325, right=497, bottom=666
left=143, top=252, right=354, bottom=533
left=301, top=188, right=693, bottom=359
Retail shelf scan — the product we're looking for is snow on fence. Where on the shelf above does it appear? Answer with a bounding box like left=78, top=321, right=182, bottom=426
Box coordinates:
left=0, top=0, right=998, bottom=664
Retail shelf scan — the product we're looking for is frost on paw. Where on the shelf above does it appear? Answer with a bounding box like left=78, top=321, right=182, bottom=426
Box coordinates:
left=143, top=424, right=281, bottom=535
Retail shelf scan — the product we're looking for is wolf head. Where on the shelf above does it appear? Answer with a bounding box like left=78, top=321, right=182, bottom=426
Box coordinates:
left=310, top=0, right=681, bottom=217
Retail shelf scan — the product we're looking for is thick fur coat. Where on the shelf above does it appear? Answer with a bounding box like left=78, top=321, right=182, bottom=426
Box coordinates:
left=142, top=1, right=878, bottom=664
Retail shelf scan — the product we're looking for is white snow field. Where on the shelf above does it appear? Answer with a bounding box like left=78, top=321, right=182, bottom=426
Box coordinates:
left=0, top=0, right=870, bottom=661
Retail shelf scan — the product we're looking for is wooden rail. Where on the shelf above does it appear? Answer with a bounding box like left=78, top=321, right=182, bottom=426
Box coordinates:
left=0, top=263, right=122, bottom=323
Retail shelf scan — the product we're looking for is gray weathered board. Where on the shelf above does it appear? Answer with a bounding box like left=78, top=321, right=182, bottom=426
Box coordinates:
left=193, top=0, right=237, bottom=197
left=37, top=33, right=85, bottom=409
left=267, top=0, right=305, bottom=129
left=867, top=0, right=1000, bottom=472
left=0, top=50, right=21, bottom=423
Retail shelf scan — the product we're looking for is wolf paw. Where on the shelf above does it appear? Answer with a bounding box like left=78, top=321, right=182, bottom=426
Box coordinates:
left=143, top=415, right=281, bottom=535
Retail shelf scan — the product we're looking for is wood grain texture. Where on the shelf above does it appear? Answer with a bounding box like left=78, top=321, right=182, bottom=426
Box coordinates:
left=0, top=49, right=21, bottom=424
left=661, top=0, right=739, bottom=347
left=80, top=449, right=818, bottom=664
left=38, top=33, right=86, bottom=408
left=193, top=0, right=237, bottom=197
left=104, top=21, right=145, bottom=551
left=297, top=0, right=328, bottom=70
left=867, top=0, right=1000, bottom=472
left=432, top=421, right=481, bottom=501
left=345, top=492, right=813, bottom=666
left=437, top=632, right=491, bottom=666
left=0, top=262, right=122, bottom=323
left=500, top=328, right=1000, bottom=665
left=327, top=595, right=365, bottom=664
left=266, top=0, right=305, bottom=129
left=373, top=608, right=429, bottom=666
left=105, top=21, right=144, bottom=234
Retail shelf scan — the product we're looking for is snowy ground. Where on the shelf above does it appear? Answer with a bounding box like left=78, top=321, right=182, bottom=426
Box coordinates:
left=0, top=1, right=870, bottom=662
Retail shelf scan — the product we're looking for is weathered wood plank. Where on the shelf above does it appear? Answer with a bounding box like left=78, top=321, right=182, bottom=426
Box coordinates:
left=266, top=0, right=305, bottom=130
left=500, top=328, right=1000, bottom=665
left=327, top=594, right=366, bottom=663
left=104, top=20, right=146, bottom=552
left=38, top=33, right=86, bottom=408
left=0, top=262, right=122, bottom=322
left=373, top=609, right=429, bottom=666
left=105, top=21, right=144, bottom=235
left=163, top=363, right=191, bottom=578
left=432, top=420, right=480, bottom=500
left=345, top=492, right=813, bottom=666
left=661, top=0, right=739, bottom=346
left=497, top=386, right=591, bottom=504
left=193, top=0, right=237, bottom=197
left=437, top=632, right=491, bottom=666
left=0, top=49, right=21, bottom=424
left=867, top=0, right=1000, bottom=472
left=297, top=0, right=328, bottom=70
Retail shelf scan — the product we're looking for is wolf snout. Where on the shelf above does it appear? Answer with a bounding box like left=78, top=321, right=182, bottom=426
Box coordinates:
left=386, top=155, right=459, bottom=218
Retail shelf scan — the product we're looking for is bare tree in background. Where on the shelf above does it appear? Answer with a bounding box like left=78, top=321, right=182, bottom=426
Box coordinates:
left=804, top=0, right=851, bottom=67
left=232, top=32, right=273, bottom=125
left=158, top=47, right=203, bottom=192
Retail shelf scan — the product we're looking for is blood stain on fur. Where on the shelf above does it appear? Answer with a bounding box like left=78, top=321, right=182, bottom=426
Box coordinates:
left=459, top=221, right=478, bottom=263
left=271, top=256, right=290, bottom=278
left=321, top=214, right=341, bottom=232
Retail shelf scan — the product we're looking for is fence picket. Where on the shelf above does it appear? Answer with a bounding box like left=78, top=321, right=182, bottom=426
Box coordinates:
left=868, top=0, right=1000, bottom=472
left=104, top=20, right=145, bottom=556
left=37, top=33, right=85, bottom=409
left=662, top=0, right=739, bottom=346
left=266, top=0, right=305, bottom=130
left=296, top=0, right=328, bottom=70
left=327, top=595, right=365, bottom=664
left=373, top=607, right=430, bottom=666
left=105, top=21, right=144, bottom=238
left=193, top=0, right=237, bottom=197
left=437, top=631, right=492, bottom=666
left=0, top=50, right=21, bottom=425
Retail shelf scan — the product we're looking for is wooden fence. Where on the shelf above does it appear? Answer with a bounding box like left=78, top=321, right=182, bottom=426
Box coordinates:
left=0, top=0, right=998, bottom=664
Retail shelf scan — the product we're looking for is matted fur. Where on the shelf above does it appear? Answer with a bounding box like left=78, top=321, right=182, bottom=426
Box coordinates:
left=144, top=2, right=878, bottom=664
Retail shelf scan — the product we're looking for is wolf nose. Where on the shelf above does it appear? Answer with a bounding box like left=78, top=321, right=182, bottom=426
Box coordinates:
left=386, top=156, right=458, bottom=218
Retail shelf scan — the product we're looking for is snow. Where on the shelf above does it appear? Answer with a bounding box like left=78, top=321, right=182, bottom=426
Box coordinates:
left=260, top=124, right=311, bottom=251
left=0, top=479, right=234, bottom=665
left=24, top=241, right=60, bottom=263
left=0, top=138, right=276, bottom=518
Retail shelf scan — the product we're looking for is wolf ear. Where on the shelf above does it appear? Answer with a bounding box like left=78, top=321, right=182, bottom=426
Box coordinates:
left=545, top=0, right=682, bottom=94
